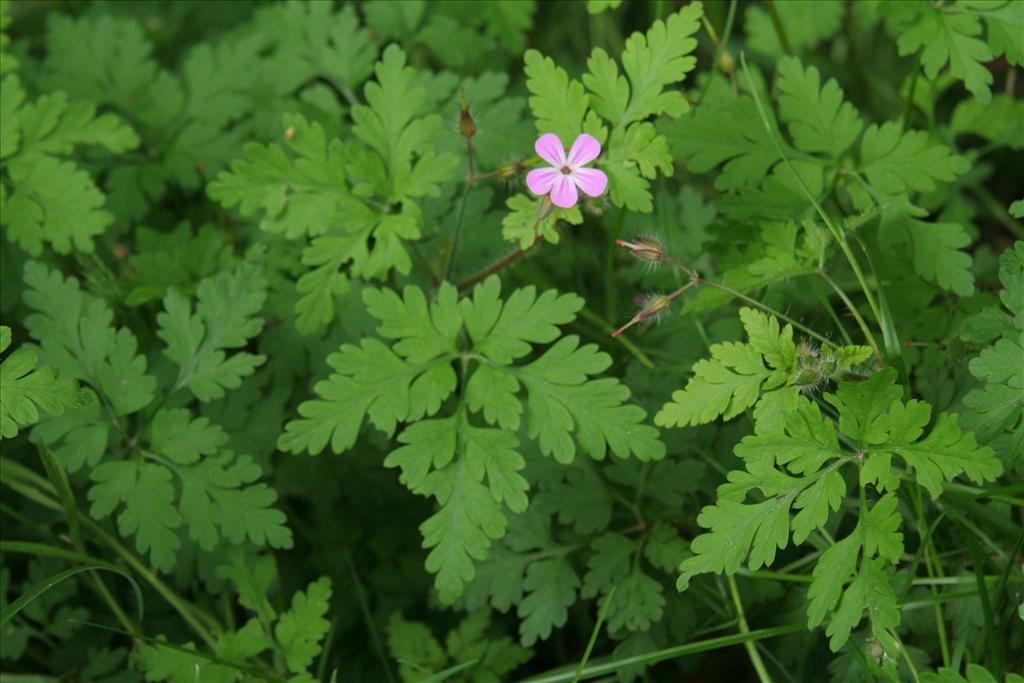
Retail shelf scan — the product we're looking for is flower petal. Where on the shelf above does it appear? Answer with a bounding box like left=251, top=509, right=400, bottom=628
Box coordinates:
left=567, top=133, right=601, bottom=167
left=550, top=174, right=579, bottom=208
left=535, top=133, right=566, bottom=167
left=572, top=167, right=608, bottom=198
left=526, top=168, right=560, bottom=196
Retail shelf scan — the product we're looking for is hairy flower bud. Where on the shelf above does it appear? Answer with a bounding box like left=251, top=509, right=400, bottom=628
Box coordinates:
left=458, top=89, right=476, bottom=139
left=793, top=341, right=826, bottom=392
left=616, top=236, right=666, bottom=265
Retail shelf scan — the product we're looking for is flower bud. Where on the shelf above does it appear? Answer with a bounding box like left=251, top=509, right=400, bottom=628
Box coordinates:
left=616, top=236, right=666, bottom=264
left=458, top=89, right=476, bottom=139
left=285, top=126, right=295, bottom=141
left=719, top=50, right=735, bottom=74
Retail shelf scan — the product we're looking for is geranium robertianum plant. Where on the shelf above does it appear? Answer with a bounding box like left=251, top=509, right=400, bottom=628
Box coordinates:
left=0, top=1, right=1022, bottom=681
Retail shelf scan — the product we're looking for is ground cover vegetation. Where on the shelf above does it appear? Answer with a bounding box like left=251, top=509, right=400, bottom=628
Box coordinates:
left=0, top=0, right=1022, bottom=681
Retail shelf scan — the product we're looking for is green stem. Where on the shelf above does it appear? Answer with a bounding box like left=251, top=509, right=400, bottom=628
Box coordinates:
left=571, top=587, right=616, bottom=683
left=970, top=183, right=1024, bottom=240
left=817, top=270, right=882, bottom=362
left=440, top=190, right=470, bottom=284
left=695, top=0, right=738, bottom=107
left=520, top=624, right=804, bottom=683
left=456, top=236, right=542, bottom=293
left=765, top=1, right=793, bottom=56
left=931, top=479, right=1024, bottom=506
left=576, top=307, right=656, bottom=369
left=344, top=549, right=396, bottom=683
left=911, top=487, right=951, bottom=667
left=897, top=632, right=922, bottom=683
left=903, top=55, right=922, bottom=128
left=727, top=575, right=774, bottom=683
left=605, top=206, right=626, bottom=322
left=814, top=281, right=854, bottom=345
left=698, top=277, right=835, bottom=348
left=36, top=447, right=140, bottom=636
left=0, top=460, right=219, bottom=648
left=740, top=55, right=885, bottom=341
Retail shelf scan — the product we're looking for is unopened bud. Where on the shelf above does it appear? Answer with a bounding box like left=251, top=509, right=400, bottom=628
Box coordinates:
left=458, top=89, right=476, bottom=139
left=792, top=342, right=829, bottom=393
left=796, top=340, right=817, bottom=361
left=113, top=244, right=131, bottom=260
left=792, top=367, right=822, bottom=388
left=285, top=126, right=295, bottom=141
left=616, top=236, right=665, bottom=264
left=719, top=50, right=735, bottom=74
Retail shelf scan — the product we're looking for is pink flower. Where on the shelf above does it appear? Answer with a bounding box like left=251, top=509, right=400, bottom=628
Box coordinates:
left=526, top=133, right=608, bottom=208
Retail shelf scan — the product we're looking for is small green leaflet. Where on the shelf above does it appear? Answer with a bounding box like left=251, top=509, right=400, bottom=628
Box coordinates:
left=350, top=44, right=458, bottom=202
left=157, top=261, right=267, bottom=402
left=881, top=2, right=995, bottom=104
left=858, top=123, right=969, bottom=195
left=88, top=408, right=291, bottom=571
left=517, top=557, right=580, bottom=647
left=502, top=193, right=582, bottom=249
left=582, top=533, right=665, bottom=633
left=0, top=324, right=82, bottom=439
left=207, top=113, right=348, bottom=240
left=806, top=498, right=903, bottom=652
left=1, top=74, right=137, bottom=255
left=523, top=50, right=589, bottom=144
left=776, top=56, right=862, bottom=159
left=275, top=577, right=332, bottom=673
left=136, top=575, right=331, bottom=681
left=386, top=609, right=531, bottom=683
left=960, top=241, right=1024, bottom=473
left=22, top=261, right=156, bottom=417
left=259, top=2, right=379, bottom=94
left=583, top=3, right=700, bottom=128
left=745, top=0, right=844, bottom=56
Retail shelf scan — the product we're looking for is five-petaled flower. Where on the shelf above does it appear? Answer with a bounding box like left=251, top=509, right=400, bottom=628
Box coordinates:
left=526, top=133, right=608, bottom=208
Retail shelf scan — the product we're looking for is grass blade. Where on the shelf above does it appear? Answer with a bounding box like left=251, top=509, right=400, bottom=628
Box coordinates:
left=1, top=564, right=141, bottom=627
left=414, top=659, right=480, bottom=683
left=520, top=624, right=804, bottom=683
left=73, top=620, right=285, bottom=681
left=572, top=586, right=616, bottom=683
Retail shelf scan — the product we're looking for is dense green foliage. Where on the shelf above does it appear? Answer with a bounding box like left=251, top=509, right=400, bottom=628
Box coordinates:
left=1, top=0, right=1022, bottom=681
